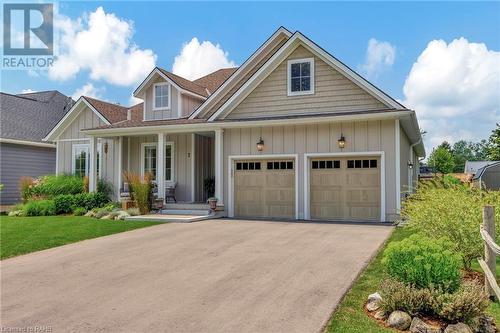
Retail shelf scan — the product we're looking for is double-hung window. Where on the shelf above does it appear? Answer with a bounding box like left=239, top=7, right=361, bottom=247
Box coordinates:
left=287, top=58, right=314, bottom=96
left=72, top=144, right=89, bottom=178
left=153, top=83, right=170, bottom=110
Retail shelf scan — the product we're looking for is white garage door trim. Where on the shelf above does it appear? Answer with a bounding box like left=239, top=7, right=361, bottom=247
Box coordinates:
left=228, top=154, right=299, bottom=219
left=304, top=151, right=386, bottom=222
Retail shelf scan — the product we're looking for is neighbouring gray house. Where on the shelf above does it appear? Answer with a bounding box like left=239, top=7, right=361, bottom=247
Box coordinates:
left=464, top=160, right=499, bottom=175
left=472, top=161, right=500, bottom=190
left=0, top=91, right=73, bottom=204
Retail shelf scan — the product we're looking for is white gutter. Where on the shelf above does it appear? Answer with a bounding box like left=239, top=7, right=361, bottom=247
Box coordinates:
left=408, top=137, right=422, bottom=192
left=0, top=138, right=56, bottom=148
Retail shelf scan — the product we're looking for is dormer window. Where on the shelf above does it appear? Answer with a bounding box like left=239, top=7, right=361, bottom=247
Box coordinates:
left=153, top=82, right=170, bottom=110
left=287, top=58, right=315, bottom=96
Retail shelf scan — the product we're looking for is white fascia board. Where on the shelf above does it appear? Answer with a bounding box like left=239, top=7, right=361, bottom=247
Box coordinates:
left=209, top=32, right=403, bottom=122
left=0, top=138, right=56, bottom=148
left=82, top=110, right=410, bottom=137
left=134, top=68, right=207, bottom=100
left=43, top=97, right=111, bottom=142
left=188, top=27, right=293, bottom=120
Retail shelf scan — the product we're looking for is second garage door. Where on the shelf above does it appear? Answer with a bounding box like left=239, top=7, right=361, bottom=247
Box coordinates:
left=310, top=157, right=381, bottom=221
left=234, top=159, right=295, bottom=219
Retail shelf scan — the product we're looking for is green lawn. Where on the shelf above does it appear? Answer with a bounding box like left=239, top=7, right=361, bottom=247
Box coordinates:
left=0, top=215, right=158, bottom=259
left=325, top=227, right=500, bottom=333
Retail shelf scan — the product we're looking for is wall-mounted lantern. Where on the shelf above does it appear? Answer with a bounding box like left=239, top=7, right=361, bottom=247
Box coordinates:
left=337, top=134, right=346, bottom=149
left=256, top=137, right=265, bottom=151
left=104, top=142, right=109, bottom=154
left=408, top=161, right=414, bottom=169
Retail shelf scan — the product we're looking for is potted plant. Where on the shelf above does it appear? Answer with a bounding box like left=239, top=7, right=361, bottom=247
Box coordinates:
left=207, top=197, right=218, bottom=211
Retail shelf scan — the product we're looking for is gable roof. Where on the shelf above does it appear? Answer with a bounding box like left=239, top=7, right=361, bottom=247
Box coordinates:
left=473, top=161, right=500, bottom=180
left=189, top=27, right=292, bottom=120
left=464, top=160, right=498, bottom=174
left=206, top=31, right=404, bottom=122
left=0, top=90, right=73, bottom=143
left=193, top=68, right=238, bottom=94
left=157, top=68, right=210, bottom=97
left=83, top=96, right=129, bottom=123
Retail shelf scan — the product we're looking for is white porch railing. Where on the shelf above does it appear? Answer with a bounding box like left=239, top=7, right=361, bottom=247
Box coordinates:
left=478, top=205, right=499, bottom=300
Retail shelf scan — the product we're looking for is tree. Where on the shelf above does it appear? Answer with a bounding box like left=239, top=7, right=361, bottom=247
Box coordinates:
left=428, top=147, right=455, bottom=174
left=438, top=141, right=452, bottom=152
left=451, top=140, right=477, bottom=172
left=485, top=123, right=500, bottom=160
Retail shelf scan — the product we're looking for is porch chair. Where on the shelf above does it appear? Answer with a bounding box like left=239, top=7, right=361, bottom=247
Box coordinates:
left=165, top=182, right=177, bottom=203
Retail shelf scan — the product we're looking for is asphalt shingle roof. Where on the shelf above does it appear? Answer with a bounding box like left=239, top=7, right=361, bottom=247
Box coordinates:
left=0, top=90, right=74, bottom=143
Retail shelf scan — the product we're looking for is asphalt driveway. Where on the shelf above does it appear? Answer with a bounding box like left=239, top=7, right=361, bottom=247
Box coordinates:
left=1, top=219, right=392, bottom=333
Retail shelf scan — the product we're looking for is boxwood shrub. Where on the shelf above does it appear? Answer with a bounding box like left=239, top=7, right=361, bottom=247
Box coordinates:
left=54, top=194, right=75, bottom=214
left=382, top=234, right=462, bottom=292
left=73, top=192, right=109, bottom=211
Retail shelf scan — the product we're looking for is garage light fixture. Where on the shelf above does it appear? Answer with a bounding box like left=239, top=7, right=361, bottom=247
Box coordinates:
left=408, top=161, right=414, bottom=169
left=337, top=134, right=346, bottom=149
left=256, top=137, right=265, bottom=151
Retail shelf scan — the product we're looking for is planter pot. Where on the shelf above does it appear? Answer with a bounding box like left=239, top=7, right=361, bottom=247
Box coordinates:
left=207, top=198, right=218, bottom=211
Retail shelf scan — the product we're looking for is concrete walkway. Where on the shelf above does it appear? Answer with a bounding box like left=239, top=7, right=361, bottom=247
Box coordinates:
left=1, top=219, right=393, bottom=333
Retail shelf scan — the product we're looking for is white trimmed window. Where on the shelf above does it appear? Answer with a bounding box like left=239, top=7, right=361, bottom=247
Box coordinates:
left=165, top=142, right=174, bottom=181
left=287, top=58, right=315, bottom=96
left=142, top=143, right=157, bottom=180
left=72, top=144, right=89, bottom=178
left=153, top=82, right=170, bottom=110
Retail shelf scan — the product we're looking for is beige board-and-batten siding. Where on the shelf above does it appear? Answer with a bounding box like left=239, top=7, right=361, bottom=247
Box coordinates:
left=223, top=120, right=398, bottom=221
left=226, top=45, right=386, bottom=120
left=143, top=76, right=180, bottom=120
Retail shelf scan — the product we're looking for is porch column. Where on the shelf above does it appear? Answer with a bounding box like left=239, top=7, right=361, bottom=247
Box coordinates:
left=214, top=129, right=224, bottom=206
left=157, top=133, right=165, bottom=200
left=89, top=136, right=98, bottom=192
left=117, top=136, right=123, bottom=201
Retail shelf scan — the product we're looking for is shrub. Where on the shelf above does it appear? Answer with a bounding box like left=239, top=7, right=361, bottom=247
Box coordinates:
left=435, top=280, right=489, bottom=323
left=404, top=186, right=500, bottom=269
left=73, top=192, right=109, bottom=211
left=380, top=278, right=438, bottom=316
left=97, top=179, right=114, bottom=198
left=24, top=200, right=56, bottom=216
left=123, top=172, right=151, bottom=215
left=126, top=208, right=140, bottom=216
left=19, top=177, right=35, bottom=202
left=380, top=278, right=489, bottom=323
left=53, top=194, right=75, bottom=214
left=382, top=234, right=462, bottom=292
left=73, top=207, right=87, bottom=216
left=31, top=175, right=84, bottom=197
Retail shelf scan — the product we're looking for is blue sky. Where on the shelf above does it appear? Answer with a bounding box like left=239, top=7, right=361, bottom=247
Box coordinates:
left=2, top=1, right=499, bottom=151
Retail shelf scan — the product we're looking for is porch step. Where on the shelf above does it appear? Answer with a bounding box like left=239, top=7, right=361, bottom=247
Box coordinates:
left=160, top=209, right=211, bottom=216
left=164, top=203, right=210, bottom=210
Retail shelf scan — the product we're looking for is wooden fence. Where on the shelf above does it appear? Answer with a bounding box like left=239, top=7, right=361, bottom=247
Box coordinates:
left=479, top=205, right=499, bottom=300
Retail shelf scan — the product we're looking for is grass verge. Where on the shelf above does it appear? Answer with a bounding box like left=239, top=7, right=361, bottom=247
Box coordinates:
left=325, top=227, right=500, bottom=332
left=0, top=216, right=157, bottom=259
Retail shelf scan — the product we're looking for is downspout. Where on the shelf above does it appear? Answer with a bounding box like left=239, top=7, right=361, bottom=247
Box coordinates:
left=409, top=138, right=422, bottom=192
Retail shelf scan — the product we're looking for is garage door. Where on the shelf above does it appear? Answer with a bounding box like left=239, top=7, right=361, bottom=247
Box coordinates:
left=234, top=160, right=295, bottom=219
left=310, top=157, right=380, bottom=221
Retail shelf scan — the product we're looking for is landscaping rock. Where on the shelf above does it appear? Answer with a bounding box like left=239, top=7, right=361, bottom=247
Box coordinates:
left=366, top=292, right=382, bottom=311
left=368, top=292, right=382, bottom=303
left=444, top=323, right=473, bottom=333
left=373, top=310, right=387, bottom=320
left=470, top=315, right=495, bottom=333
left=410, top=317, right=442, bottom=333
left=115, top=211, right=130, bottom=220
left=387, top=311, right=412, bottom=330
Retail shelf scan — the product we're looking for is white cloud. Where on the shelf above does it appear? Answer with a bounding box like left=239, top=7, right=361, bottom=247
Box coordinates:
left=21, top=89, right=36, bottom=94
left=49, top=7, right=156, bottom=86
left=129, top=94, right=142, bottom=106
left=403, top=38, right=500, bottom=152
left=172, top=37, right=236, bottom=80
left=361, top=38, right=396, bottom=77
left=71, top=83, right=103, bottom=100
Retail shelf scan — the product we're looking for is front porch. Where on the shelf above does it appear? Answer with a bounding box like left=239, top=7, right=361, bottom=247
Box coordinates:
left=87, top=129, right=225, bottom=211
